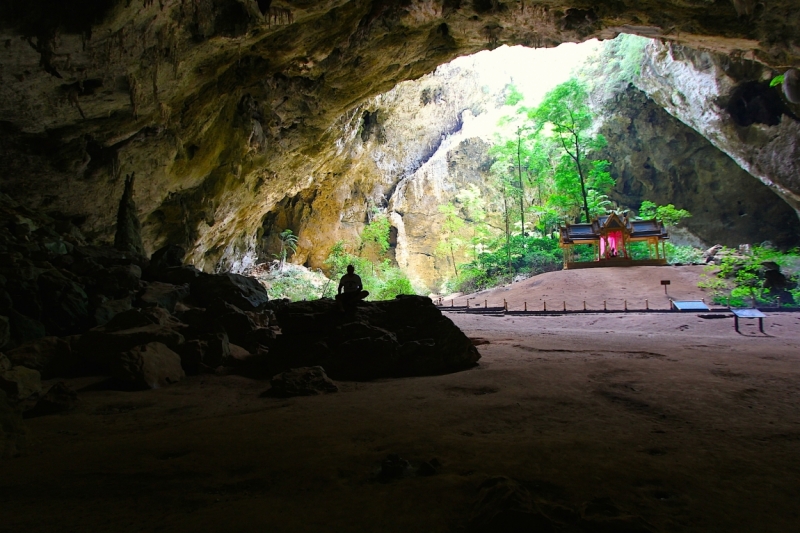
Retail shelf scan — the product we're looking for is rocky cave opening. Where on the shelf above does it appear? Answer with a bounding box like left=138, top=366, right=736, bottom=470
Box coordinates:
left=2, top=2, right=800, bottom=532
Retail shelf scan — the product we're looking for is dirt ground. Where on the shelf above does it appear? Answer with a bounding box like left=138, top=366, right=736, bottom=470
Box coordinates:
left=448, top=265, right=711, bottom=311
left=3, top=267, right=800, bottom=532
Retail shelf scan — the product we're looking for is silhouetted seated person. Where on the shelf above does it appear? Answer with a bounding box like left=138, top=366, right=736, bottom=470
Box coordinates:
left=336, top=265, right=369, bottom=310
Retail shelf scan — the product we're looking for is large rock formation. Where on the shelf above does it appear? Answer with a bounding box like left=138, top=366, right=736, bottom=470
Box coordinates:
left=2, top=0, right=800, bottom=275
left=635, top=40, right=800, bottom=216
left=599, top=86, right=800, bottom=248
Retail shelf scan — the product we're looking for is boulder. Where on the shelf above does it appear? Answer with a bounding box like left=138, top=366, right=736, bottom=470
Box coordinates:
left=102, top=308, right=155, bottom=331
left=149, top=245, right=186, bottom=269
left=0, top=365, right=42, bottom=401
left=140, top=306, right=184, bottom=328
left=7, top=309, right=46, bottom=346
left=266, top=295, right=480, bottom=380
left=176, top=332, right=231, bottom=373
left=77, top=323, right=185, bottom=365
left=190, top=273, right=269, bottom=311
left=330, top=334, right=400, bottom=380
left=703, top=244, right=723, bottom=263
left=36, top=268, right=89, bottom=336
left=73, top=245, right=146, bottom=269
left=150, top=265, right=202, bottom=285
left=763, top=264, right=797, bottom=305
left=94, top=264, right=142, bottom=299
left=110, top=342, right=185, bottom=390
left=93, top=297, right=133, bottom=327
left=25, top=382, right=78, bottom=418
left=266, top=366, right=338, bottom=397
left=207, top=299, right=257, bottom=343
left=5, top=337, right=77, bottom=379
left=137, top=281, right=189, bottom=313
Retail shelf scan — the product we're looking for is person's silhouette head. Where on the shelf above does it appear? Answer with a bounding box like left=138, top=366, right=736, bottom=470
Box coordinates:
left=347, top=264, right=355, bottom=274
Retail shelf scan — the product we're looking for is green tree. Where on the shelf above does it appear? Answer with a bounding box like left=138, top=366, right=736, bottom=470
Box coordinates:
left=276, top=229, right=298, bottom=271
left=638, top=201, right=691, bottom=226
left=359, top=211, right=391, bottom=258
left=533, top=79, right=609, bottom=223
left=437, top=203, right=466, bottom=278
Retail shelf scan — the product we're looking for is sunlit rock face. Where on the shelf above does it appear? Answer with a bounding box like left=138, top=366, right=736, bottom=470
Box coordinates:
left=1, top=0, right=800, bottom=272
left=635, top=40, right=800, bottom=217
left=599, top=87, right=800, bottom=248
left=258, top=57, right=499, bottom=291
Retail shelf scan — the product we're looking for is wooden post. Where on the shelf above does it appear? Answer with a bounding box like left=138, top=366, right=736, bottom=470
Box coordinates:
left=645, top=299, right=649, bottom=310
left=563, top=301, right=566, bottom=311
left=451, top=299, right=454, bottom=307
left=484, top=300, right=487, bottom=309
left=524, top=301, right=527, bottom=312
left=604, top=300, right=607, bottom=311
left=624, top=300, right=627, bottom=311
left=544, top=301, right=547, bottom=312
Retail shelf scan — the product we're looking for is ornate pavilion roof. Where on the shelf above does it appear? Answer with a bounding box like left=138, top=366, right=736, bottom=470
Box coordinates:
left=559, top=213, right=668, bottom=245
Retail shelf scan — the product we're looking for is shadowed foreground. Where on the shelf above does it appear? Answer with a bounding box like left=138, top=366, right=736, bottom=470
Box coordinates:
left=2, top=310, right=800, bottom=532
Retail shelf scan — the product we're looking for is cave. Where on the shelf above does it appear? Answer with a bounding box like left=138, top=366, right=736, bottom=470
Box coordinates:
left=2, top=1, right=800, bottom=531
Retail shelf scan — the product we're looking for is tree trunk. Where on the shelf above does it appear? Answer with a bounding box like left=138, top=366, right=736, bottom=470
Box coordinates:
left=516, top=130, right=525, bottom=236
left=573, top=133, right=590, bottom=223
left=502, top=188, right=512, bottom=274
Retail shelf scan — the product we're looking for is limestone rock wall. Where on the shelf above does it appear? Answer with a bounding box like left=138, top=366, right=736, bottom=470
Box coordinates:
left=258, top=58, right=500, bottom=291
left=3, top=0, right=800, bottom=276
left=598, top=87, right=800, bottom=248
left=634, top=40, right=800, bottom=217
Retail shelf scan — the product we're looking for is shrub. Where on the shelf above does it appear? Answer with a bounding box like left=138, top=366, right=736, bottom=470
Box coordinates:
left=699, top=246, right=800, bottom=307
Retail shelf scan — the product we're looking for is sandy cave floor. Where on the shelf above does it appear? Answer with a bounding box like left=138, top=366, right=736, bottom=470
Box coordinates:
left=3, top=268, right=800, bottom=532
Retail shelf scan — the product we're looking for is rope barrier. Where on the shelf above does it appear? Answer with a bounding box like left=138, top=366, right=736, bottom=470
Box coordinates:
left=436, top=297, right=703, bottom=313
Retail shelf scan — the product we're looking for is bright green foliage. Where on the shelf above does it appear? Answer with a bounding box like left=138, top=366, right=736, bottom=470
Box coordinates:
left=439, top=78, right=618, bottom=292
left=276, top=229, right=299, bottom=271
left=504, top=84, right=524, bottom=106
left=265, top=265, right=329, bottom=301
left=374, top=266, right=415, bottom=300
left=444, top=234, right=563, bottom=294
left=699, top=246, right=800, bottom=307
left=322, top=240, right=416, bottom=301
left=533, top=79, right=613, bottom=223
left=770, top=74, right=785, bottom=87
left=664, top=243, right=703, bottom=264
left=638, top=201, right=691, bottom=226
left=437, top=203, right=467, bottom=277
left=360, top=212, right=391, bottom=255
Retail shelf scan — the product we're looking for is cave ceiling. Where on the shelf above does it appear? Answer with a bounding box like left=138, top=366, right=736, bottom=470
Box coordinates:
left=2, top=0, right=800, bottom=269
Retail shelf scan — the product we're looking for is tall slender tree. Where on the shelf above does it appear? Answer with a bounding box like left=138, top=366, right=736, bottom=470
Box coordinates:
left=533, top=79, right=602, bottom=223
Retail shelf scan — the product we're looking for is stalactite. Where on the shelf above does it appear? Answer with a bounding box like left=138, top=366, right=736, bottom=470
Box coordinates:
left=267, top=7, right=293, bottom=27
left=128, top=74, right=140, bottom=119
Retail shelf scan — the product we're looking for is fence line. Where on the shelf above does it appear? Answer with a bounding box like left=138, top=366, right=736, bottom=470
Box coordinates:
left=435, top=298, right=730, bottom=314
